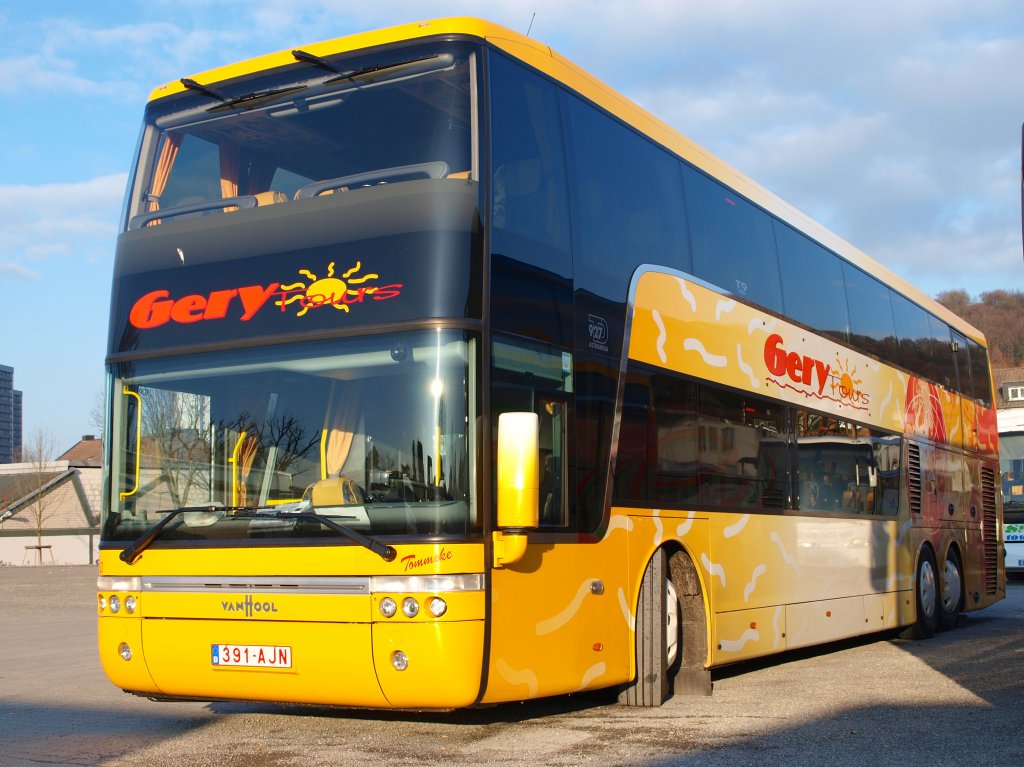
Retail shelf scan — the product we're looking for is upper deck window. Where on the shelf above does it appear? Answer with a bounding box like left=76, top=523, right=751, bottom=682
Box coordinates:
left=126, top=44, right=475, bottom=230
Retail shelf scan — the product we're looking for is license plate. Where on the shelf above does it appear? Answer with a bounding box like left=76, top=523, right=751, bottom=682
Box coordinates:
left=212, top=644, right=292, bottom=668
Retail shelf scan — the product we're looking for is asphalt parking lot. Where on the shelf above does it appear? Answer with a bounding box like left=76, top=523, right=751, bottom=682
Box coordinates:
left=2, top=566, right=1023, bottom=767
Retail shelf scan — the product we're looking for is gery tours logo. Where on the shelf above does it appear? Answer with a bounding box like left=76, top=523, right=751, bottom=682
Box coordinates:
left=128, top=260, right=403, bottom=329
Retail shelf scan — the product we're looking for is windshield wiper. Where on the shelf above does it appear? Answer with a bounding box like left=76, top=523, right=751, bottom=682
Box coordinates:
left=232, top=509, right=397, bottom=562
left=180, top=77, right=307, bottom=112
left=292, top=49, right=440, bottom=85
left=119, top=505, right=254, bottom=565
left=323, top=54, right=441, bottom=85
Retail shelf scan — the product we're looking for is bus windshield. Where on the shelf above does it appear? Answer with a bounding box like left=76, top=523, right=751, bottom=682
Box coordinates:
left=104, top=330, right=476, bottom=544
left=125, top=43, right=474, bottom=230
left=1002, top=431, right=1024, bottom=517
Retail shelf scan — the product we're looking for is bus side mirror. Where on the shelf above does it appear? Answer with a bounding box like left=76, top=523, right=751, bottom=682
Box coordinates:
left=494, top=412, right=539, bottom=567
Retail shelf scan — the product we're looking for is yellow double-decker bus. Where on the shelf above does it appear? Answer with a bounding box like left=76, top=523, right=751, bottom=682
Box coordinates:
left=97, top=18, right=1004, bottom=709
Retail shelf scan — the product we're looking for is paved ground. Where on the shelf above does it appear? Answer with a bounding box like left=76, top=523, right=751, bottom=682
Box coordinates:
left=1, top=566, right=1023, bottom=766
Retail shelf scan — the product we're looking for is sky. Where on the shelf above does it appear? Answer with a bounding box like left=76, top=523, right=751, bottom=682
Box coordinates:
left=1, top=0, right=1023, bottom=454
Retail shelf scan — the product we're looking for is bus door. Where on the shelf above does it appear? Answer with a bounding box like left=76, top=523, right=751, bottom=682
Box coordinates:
left=484, top=336, right=629, bottom=702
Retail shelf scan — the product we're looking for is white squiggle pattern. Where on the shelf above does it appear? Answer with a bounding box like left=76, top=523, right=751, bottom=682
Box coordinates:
left=719, top=628, right=760, bottom=653
left=495, top=658, right=538, bottom=697
left=652, top=309, right=668, bottom=364
left=770, top=532, right=800, bottom=575
left=653, top=511, right=664, bottom=548
left=744, top=563, right=768, bottom=603
left=772, top=606, right=785, bottom=648
left=896, top=519, right=913, bottom=547
left=878, top=382, right=893, bottom=423
left=788, top=619, right=808, bottom=645
left=677, top=278, right=697, bottom=313
left=701, top=553, right=727, bottom=587
left=724, top=514, right=750, bottom=538
left=618, top=587, right=636, bottom=631
left=715, top=299, right=736, bottom=321
left=607, top=514, right=634, bottom=535
left=748, top=317, right=777, bottom=336
left=737, top=344, right=760, bottom=389
left=676, top=512, right=695, bottom=537
left=536, top=579, right=594, bottom=635
left=683, top=338, right=727, bottom=367
left=577, top=662, right=607, bottom=691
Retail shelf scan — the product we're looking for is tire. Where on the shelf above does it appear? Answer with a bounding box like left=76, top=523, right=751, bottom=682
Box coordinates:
left=937, top=548, right=964, bottom=631
left=619, top=549, right=680, bottom=706
left=905, top=547, right=939, bottom=639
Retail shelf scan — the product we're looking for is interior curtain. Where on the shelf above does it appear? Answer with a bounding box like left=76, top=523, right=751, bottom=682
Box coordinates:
left=219, top=143, right=240, bottom=199
left=325, top=384, right=364, bottom=476
left=146, top=133, right=183, bottom=219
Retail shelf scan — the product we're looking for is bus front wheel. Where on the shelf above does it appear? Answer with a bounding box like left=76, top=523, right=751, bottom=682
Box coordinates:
left=619, top=548, right=681, bottom=706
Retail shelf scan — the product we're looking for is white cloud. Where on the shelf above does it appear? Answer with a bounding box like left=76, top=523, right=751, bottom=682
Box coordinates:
left=0, top=173, right=126, bottom=271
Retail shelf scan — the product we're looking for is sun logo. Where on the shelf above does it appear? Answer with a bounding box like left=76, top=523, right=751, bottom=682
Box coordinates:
left=832, top=354, right=869, bottom=406
left=277, top=261, right=380, bottom=317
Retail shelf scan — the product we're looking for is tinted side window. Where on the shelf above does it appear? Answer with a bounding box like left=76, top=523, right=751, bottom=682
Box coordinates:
left=928, top=317, right=956, bottom=390
left=842, top=263, right=897, bottom=363
left=683, top=166, right=783, bottom=313
left=890, top=293, right=934, bottom=377
left=490, top=53, right=571, bottom=260
left=968, top=339, right=992, bottom=406
left=794, top=412, right=901, bottom=516
left=562, top=92, right=690, bottom=301
left=489, top=52, right=573, bottom=345
left=697, top=385, right=789, bottom=509
left=775, top=222, right=850, bottom=343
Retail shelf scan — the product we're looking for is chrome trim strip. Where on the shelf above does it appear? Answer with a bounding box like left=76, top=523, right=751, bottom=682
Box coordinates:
left=140, top=575, right=370, bottom=595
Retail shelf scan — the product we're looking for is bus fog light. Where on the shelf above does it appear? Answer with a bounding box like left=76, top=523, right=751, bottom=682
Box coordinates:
left=402, top=597, right=420, bottom=618
left=124, top=595, right=137, bottom=614
left=391, top=650, right=409, bottom=671
left=379, top=597, right=397, bottom=618
left=109, top=595, right=121, bottom=614
left=428, top=597, right=447, bottom=617
left=118, top=642, right=132, bottom=661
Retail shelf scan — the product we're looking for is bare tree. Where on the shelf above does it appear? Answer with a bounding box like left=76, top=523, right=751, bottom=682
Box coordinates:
left=14, top=428, right=60, bottom=565
left=89, top=388, right=105, bottom=433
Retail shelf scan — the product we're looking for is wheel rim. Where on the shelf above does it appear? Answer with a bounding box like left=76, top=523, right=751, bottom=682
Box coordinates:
left=665, top=578, right=680, bottom=668
left=941, top=556, right=962, bottom=614
left=919, top=558, right=937, bottom=619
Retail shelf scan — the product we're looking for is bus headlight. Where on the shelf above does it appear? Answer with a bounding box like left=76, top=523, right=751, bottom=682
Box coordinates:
left=124, top=595, right=137, bottom=614
left=109, top=595, right=121, bottom=614
left=428, top=597, right=448, bottom=617
left=379, top=597, right=397, bottom=618
left=402, top=597, right=420, bottom=618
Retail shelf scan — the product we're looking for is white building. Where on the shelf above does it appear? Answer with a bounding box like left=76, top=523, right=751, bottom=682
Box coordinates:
left=0, top=437, right=101, bottom=566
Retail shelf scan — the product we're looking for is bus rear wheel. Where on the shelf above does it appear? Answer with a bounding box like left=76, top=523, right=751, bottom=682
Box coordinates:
left=619, top=548, right=681, bottom=707
left=937, top=548, right=964, bottom=631
left=904, top=547, right=938, bottom=639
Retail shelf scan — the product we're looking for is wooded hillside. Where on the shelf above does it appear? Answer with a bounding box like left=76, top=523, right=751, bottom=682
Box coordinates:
left=937, top=289, right=1024, bottom=367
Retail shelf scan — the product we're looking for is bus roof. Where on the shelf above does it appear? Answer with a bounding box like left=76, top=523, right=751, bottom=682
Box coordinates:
left=148, top=17, right=986, bottom=346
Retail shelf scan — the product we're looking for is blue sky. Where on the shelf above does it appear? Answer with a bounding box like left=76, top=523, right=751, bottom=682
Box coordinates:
left=2, top=0, right=1023, bottom=454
